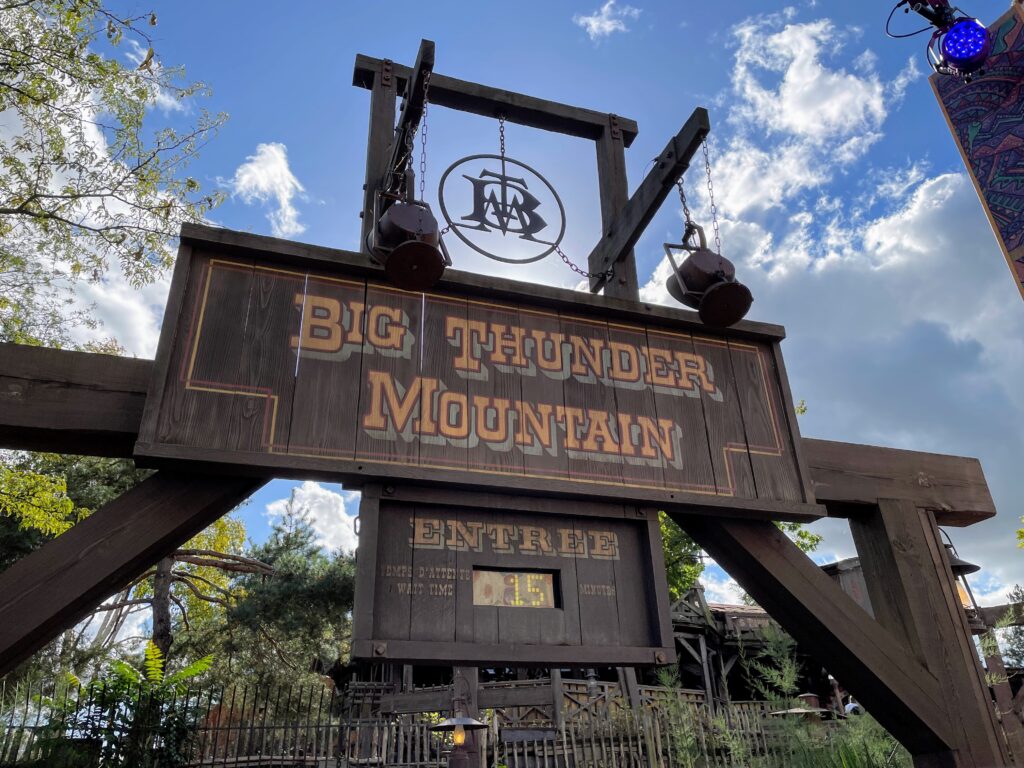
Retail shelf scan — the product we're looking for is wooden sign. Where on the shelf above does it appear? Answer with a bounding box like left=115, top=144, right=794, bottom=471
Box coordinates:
left=136, top=224, right=820, bottom=522
left=932, top=5, right=1024, bottom=302
left=351, top=487, right=675, bottom=665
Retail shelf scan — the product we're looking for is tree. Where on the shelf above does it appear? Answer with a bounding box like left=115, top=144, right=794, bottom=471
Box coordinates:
left=1, top=0, right=226, bottom=345
left=1002, top=584, right=1024, bottom=668
left=209, top=492, right=356, bottom=687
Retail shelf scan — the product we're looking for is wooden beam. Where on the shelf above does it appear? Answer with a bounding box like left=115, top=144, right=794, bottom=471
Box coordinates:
left=594, top=114, right=639, bottom=299
left=383, top=40, right=434, bottom=197
left=587, top=108, right=711, bottom=291
left=353, top=54, right=639, bottom=146
left=677, top=515, right=954, bottom=756
left=0, top=343, right=149, bottom=457
left=0, top=472, right=264, bottom=677
left=803, top=438, right=996, bottom=525
left=360, top=57, right=398, bottom=253
left=850, top=500, right=1010, bottom=767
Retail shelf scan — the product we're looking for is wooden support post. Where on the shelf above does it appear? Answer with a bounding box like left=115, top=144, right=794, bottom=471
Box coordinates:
left=589, top=108, right=711, bottom=295
left=617, top=666, right=642, bottom=711
left=359, top=58, right=398, bottom=253
left=982, top=632, right=1024, bottom=764
left=850, top=500, right=1011, bottom=767
left=594, top=114, right=638, bottom=299
left=0, top=472, right=263, bottom=676
left=678, top=515, right=954, bottom=758
left=551, top=668, right=564, bottom=729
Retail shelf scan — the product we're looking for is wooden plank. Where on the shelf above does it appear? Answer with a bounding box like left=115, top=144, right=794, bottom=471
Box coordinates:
left=0, top=343, right=149, bottom=457
left=982, top=633, right=1024, bottom=763
left=771, top=341, right=816, bottom=504
left=352, top=54, right=639, bottom=146
left=692, top=337, right=756, bottom=498
left=595, top=116, right=639, bottom=299
left=418, top=292, right=469, bottom=472
left=642, top=327, right=716, bottom=497
left=803, top=438, right=996, bottom=525
left=587, top=109, right=711, bottom=291
left=287, top=274, right=367, bottom=459
left=350, top=639, right=669, bottom=667
left=0, top=472, right=263, bottom=676
left=850, top=500, right=1010, bottom=766
left=178, top=223, right=787, bottom=342
left=676, top=514, right=954, bottom=757
left=726, top=340, right=802, bottom=503
left=408, top=505, right=457, bottom=643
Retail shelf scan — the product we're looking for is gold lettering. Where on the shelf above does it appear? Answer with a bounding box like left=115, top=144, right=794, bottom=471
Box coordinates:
left=558, top=528, right=587, bottom=557
left=410, top=517, right=443, bottom=549
left=367, top=306, right=406, bottom=350
left=362, top=371, right=423, bottom=435
left=291, top=294, right=343, bottom=352
left=589, top=531, right=619, bottom=560
left=519, top=525, right=554, bottom=555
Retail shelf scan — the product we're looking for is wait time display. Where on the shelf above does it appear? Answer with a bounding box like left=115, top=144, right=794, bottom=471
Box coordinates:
left=472, top=569, right=557, bottom=608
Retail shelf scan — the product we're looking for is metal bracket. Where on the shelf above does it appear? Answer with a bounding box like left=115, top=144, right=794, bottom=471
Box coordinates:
left=381, top=58, right=393, bottom=88
left=609, top=113, right=622, bottom=141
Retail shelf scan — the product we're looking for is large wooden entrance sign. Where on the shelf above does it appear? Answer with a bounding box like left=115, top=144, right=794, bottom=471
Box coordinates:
left=134, top=231, right=820, bottom=522
left=353, top=489, right=673, bottom=665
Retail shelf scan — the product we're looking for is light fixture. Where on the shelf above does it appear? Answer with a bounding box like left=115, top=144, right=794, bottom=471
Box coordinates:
left=663, top=225, right=753, bottom=328
left=887, top=1, right=992, bottom=80
left=942, top=538, right=987, bottom=634
left=928, top=15, right=991, bottom=78
left=430, top=715, right=487, bottom=768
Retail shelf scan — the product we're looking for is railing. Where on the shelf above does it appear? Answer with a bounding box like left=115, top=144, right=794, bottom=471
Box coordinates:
left=0, top=678, right=853, bottom=768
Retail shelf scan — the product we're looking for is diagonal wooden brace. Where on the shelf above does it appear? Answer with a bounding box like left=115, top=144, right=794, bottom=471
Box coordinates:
left=676, top=515, right=954, bottom=757
left=0, top=471, right=265, bottom=676
left=587, top=107, right=710, bottom=291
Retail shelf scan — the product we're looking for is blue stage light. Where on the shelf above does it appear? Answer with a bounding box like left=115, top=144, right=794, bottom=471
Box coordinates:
left=941, top=18, right=991, bottom=74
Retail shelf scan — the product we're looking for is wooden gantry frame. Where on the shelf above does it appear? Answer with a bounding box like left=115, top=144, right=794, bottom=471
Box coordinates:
left=0, top=40, right=1015, bottom=767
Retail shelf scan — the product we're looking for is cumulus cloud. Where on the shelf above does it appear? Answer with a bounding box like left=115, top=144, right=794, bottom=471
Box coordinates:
left=229, top=143, right=306, bottom=238
left=701, top=567, right=746, bottom=605
left=265, top=481, right=359, bottom=554
left=574, top=1, right=641, bottom=41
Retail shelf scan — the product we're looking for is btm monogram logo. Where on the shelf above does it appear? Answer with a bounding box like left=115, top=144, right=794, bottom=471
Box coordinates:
left=461, top=169, right=547, bottom=241
left=439, top=154, right=566, bottom=264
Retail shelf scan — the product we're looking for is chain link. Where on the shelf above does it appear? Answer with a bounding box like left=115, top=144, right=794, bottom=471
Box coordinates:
left=675, top=178, right=693, bottom=227
left=703, top=139, right=722, bottom=255
left=498, top=114, right=506, bottom=158
left=555, top=245, right=614, bottom=281
left=418, top=71, right=431, bottom=203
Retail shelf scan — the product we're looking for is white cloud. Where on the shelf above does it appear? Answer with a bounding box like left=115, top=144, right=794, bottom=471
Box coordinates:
left=701, top=568, right=746, bottom=605
left=573, top=1, right=641, bottom=41
left=69, top=271, right=170, bottom=357
left=229, top=143, right=306, bottom=238
left=265, top=481, right=359, bottom=554
left=124, top=40, right=187, bottom=114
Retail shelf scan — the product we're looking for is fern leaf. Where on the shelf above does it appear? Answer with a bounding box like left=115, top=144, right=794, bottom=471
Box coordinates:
left=166, top=653, right=214, bottom=687
left=143, top=640, right=164, bottom=684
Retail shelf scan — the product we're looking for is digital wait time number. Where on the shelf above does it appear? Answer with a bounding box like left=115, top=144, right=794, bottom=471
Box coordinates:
left=472, top=569, right=557, bottom=608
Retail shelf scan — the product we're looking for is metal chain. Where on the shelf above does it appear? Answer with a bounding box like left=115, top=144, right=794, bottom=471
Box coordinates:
left=675, top=178, right=693, bottom=226
left=556, top=244, right=614, bottom=281
left=499, top=114, right=506, bottom=158
left=418, top=71, right=431, bottom=202
left=703, top=138, right=723, bottom=255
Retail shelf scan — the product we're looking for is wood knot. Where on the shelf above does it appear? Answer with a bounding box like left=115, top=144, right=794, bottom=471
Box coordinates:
left=916, top=472, right=933, bottom=488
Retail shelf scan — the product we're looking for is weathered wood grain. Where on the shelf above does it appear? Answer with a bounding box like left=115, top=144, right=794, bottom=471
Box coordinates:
left=803, top=438, right=996, bottom=524
left=850, top=500, right=1010, bottom=766
left=352, top=55, right=639, bottom=146
left=0, top=344, right=149, bottom=457
left=0, top=472, right=263, bottom=677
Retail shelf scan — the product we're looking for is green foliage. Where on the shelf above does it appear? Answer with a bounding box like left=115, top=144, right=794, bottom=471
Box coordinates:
left=740, top=624, right=802, bottom=704
left=207, top=492, right=356, bottom=686
left=27, top=642, right=213, bottom=767
left=1001, top=584, right=1024, bottom=668
left=0, top=0, right=227, bottom=346
left=659, top=512, right=704, bottom=600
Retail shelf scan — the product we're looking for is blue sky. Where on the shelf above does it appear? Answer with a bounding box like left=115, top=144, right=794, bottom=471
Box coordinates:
left=77, top=0, right=1022, bottom=604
